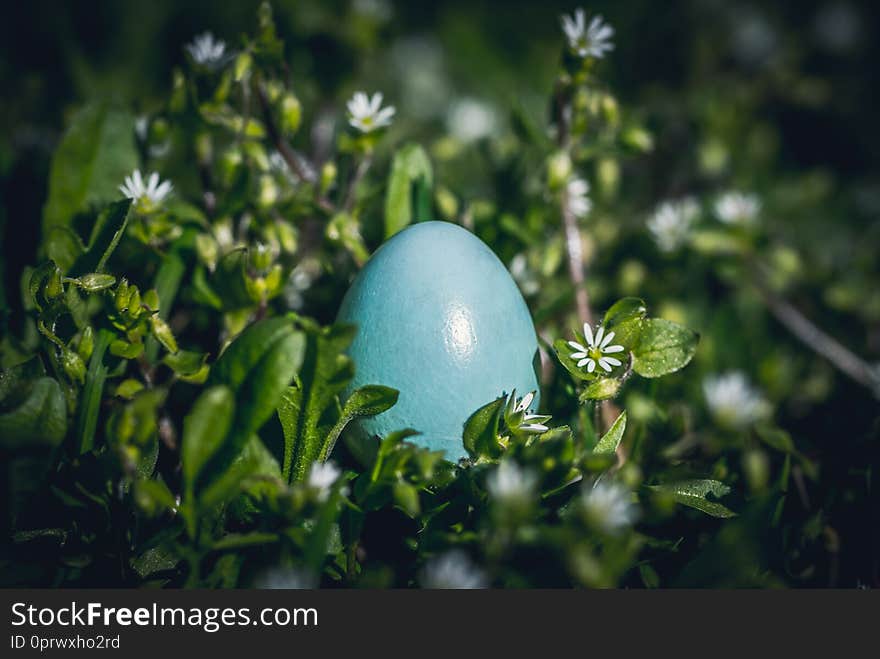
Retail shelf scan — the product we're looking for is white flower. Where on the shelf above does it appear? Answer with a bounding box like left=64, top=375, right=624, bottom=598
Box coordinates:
left=186, top=32, right=227, bottom=67
left=346, top=91, right=396, bottom=133
left=420, top=551, right=487, bottom=589
left=568, top=323, right=626, bottom=374
left=560, top=9, right=615, bottom=59
left=119, top=169, right=173, bottom=210
left=647, top=197, right=699, bottom=252
left=566, top=177, right=592, bottom=219
left=703, top=372, right=769, bottom=429
left=714, top=191, right=761, bottom=225
left=307, top=461, right=341, bottom=501
left=447, top=97, right=498, bottom=143
left=506, top=391, right=552, bottom=434
left=580, top=480, right=637, bottom=535
left=487, top=460, right=537, bottom=505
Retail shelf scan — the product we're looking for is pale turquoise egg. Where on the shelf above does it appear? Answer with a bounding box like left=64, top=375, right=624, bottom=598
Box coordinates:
left=337, top=221, right=540, bottom=460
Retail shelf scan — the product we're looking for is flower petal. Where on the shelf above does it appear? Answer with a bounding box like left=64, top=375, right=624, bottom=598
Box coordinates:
left=600, top=330, right=616, bottom=348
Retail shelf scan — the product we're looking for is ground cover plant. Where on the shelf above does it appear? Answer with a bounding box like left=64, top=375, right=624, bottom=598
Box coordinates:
left=1, top=1, right=877, bottom=588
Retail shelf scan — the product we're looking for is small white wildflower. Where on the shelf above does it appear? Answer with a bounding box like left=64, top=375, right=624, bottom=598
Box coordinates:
left=568, top=323, right=626, bottom=374
left=565, top=177, right=592, bottom=219
left=647, top=197, right=699, bottom=252
left=447, top=97, right=498, bottom=143
left=420, top=550, right=488, bottom=589
left=703, top=372, right=769, bottom=429
left=307, top=461, right=341, bottom=502
left=186, top=32, right=227, bottom=67
left=580, top=480, right=637, bottom=535
left=714, top=191, right=761, bottom=225
left=486, top=460, right=537, bottom=505
left=346, top=91, right=396, bottom=133
left=506, top=390, right=551, bottom=434
left=119, top=169, right=173, bottom=211
left=560, top=9, right=615, bottom=59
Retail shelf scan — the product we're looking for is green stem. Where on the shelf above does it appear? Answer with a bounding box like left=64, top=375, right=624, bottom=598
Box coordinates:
left=74, top=328, right=113, bottom=454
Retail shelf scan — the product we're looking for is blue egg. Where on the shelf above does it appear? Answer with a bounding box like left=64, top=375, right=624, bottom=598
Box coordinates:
left=337, top=221, right=540, bottom=460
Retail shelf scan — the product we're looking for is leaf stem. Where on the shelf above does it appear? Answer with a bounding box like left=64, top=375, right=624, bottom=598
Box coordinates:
left=750, top=263, right=879, bottom=398
left=74, top=328, right=113, bottom=454
left=555, top=81, right=593, bottom=326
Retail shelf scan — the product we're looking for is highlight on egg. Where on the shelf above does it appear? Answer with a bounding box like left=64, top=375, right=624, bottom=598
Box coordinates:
left=337, top=221, right=540, bottom=460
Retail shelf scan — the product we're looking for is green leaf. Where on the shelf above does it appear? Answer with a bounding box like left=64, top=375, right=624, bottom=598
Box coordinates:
left=199, top=435, right=279, bottom=510
left=384, top=143, right=433, bottom=239
left=462, top=396, right=506, bottom=459
left=145, top=246, right=187, bottom=362
left=632, top=318, right=698, bottom=378
left=0, top=377, right=67, bottom=449
left=650, top=479, right=737, bottom=518
left=602, top=298, right=646, bottom=353
left=278, top=321, right=357, bottom=483
left=603, top=297, right=647, bottom=328
left=579, top=377, right=621, bottom=402
left=181, top=386, right=235, bottom=497
left=594, top=410, right=626, bottom=454
left=208, top=316, right=305, bottom=471
left=43, top=103, right=138, bottom=233
left=74, top=328, right=113, bottom=453
left=68, top=199, right=133, bottom=276
left=319, top=385, right=398, bottom=462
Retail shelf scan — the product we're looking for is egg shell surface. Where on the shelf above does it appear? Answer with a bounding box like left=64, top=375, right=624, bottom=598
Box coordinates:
left=337, top=221, right=540, bottom=459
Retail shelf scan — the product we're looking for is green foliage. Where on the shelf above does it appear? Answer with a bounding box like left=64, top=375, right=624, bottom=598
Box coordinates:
left=650, top=480, right=737, bottom=519
left=2, top=1, right=871, bottom=590
left=384, top=143, right=434, bottom=239
left=43, top=103, right=138, bottom=232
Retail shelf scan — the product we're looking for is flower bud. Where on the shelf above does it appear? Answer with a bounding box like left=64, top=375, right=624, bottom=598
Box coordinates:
left=234, top=52, right=253, bottom=82
left=546, top=151, right=572, bottom=191
left=258, top=175, right=279, bottom=207
left=143, top=289, right=160, bottom=312
left=246, top=275, right=268, bottom=302
left=115, top=280, right=131, bottom=312
left=601, top=94, right=620, bottom=126
left=44, top=267, right=64, bottom=300
left=743, top=449, right=770, bottom=493
left=61, top=348, right=86, bottom=383
left=320, top=161, right=338, bottom=196
left=127, top=288, right=142, bottom=316
left=78, top=273, right=117, bottom=293
left=150, top=315, right=178, bottom=354
left=195, top=233, right=219, bottom=270
left=280, top=93, right=302, bottom=135
left=264, top=264, right=284, bottom=297
left=596, top=157, right=620, bottom=198
left=250, top=242, right=273, bottom=271
left=76, top=326, right=95, bottom=361
left=274, top=220, right=298, bottom=254
left=622, top=126, right=654, bottom=153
